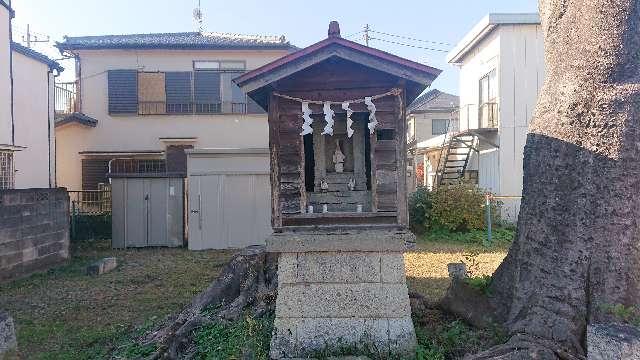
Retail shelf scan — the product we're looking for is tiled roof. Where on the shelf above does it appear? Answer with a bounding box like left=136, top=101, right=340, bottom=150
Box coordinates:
left=56, top=31, right=296, bottom=51
left=55, top=112, right=98, bottom=128
left=12, top=42, right=64, bottom=71
left=407, top=89, right=459, bottom=113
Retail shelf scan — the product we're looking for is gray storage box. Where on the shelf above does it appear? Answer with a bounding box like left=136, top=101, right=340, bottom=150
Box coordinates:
left=110, top=174, right=184, bottom=248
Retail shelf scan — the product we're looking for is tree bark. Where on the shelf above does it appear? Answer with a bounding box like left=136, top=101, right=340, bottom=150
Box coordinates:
left=473, top=1, right=640, bottom=358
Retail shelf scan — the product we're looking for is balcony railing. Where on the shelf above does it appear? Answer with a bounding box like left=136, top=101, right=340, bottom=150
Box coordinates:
left=108, top=158, right=167, bottom=174
left=55, top=82, right=76, bottom=115
left=139, top=101, right=250, bottom=115
left=479, top=102, right=499, bottom=128
left=458, top=103, right=499, bottom=130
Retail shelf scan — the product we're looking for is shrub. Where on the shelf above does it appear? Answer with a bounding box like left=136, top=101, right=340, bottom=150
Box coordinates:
left=409, top=186, right=433, bottom=234
left=430, top=183, right=487, bottom=232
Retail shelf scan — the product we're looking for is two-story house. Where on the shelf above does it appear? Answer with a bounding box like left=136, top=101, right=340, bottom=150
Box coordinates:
left=0, top=0, right=63, bottom=189
left=12, top=42, right=63, bottom=188
left=406, top=89, right=459, bottom=191
left=55, top=32, right=295, bottom=191
left=0, top=0, right=15, bottom=189
left=441, top=13, right=544, bottom=222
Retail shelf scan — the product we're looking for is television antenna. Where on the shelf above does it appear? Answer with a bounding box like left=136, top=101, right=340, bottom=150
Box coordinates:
left=193, top=0, right=204, bottom=33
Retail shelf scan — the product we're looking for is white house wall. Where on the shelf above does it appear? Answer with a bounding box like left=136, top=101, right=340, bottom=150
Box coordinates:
left=457, top=30, right=500, bottom=132
left=56, top=49, right=290, bottom=190
left=0, top=6, right=11, bottom=146
left=12, top=51, right=55, bottom=188
left=497, top=24, right=544, bottom=220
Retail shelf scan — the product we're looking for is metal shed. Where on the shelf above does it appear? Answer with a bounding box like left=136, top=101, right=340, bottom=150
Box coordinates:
left=187, top=148, right=271, bottom=250
left=110, top=174, right=185, bottom=248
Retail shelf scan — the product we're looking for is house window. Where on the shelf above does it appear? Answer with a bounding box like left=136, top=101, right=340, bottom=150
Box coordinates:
left=432, top=119, right=449, bottom=135
left=0, top=151, right=14, bottom=189
left=479, top=70, right=498, bottom=128
left=107, top=60, right=265, bottom=116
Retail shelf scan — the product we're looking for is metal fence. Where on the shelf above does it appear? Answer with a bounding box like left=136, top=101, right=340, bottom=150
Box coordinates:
left=69, top=189, right=111, bottom=215
left=484, top=194, right=522, bottom=247
left=68, top=189, right=112, bottom=241
left=55, top=82, right=76, bottom=115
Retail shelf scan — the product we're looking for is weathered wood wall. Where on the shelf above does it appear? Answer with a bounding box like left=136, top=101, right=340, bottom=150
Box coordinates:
left=267, top=59, right=409, bottom=227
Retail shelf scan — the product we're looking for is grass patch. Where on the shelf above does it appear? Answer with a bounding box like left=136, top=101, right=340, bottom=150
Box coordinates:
left=194, top=313, right=274, bottom=360
left=0, top=239, right=235, bottom=360
left=415, top=317, right=506, bottom=359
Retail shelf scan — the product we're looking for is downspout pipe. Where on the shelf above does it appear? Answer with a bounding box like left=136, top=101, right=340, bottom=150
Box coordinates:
left=8, top=3, right=14, bottom=146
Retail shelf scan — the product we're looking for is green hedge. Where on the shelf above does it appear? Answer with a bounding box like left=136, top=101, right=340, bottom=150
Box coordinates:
left=409, top=183, right=502, bottom=234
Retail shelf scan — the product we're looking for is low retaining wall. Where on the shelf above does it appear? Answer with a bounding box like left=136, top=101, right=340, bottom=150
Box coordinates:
left=0, top=188, right=70, bottom=282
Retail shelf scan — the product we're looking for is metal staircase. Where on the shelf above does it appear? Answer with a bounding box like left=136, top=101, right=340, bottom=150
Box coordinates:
left=435, top=122, right=478, bottom=186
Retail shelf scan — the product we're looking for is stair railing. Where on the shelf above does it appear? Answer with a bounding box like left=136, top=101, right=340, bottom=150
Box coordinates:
left=434, top=111, right=457, bottom=187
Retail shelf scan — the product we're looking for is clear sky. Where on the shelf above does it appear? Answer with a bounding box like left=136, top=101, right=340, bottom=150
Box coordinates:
left=11, top=0, right=538, bottom=94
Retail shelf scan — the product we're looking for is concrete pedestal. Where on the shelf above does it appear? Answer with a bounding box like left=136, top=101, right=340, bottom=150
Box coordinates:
left=267, top=230, right=417, bottom=359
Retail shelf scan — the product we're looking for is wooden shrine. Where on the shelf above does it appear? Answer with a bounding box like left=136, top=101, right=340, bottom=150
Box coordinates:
left=236, top=21, right=440, bottom=230
left=235, top=21, right=440, bottom=358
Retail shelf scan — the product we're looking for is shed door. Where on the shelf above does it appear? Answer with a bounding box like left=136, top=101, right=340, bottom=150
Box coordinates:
left=188, top=174, right=270, bottom=250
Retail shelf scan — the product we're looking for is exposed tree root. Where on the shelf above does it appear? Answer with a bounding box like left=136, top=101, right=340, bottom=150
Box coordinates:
left=141, top=245, right=278, bottom=359
left=465, top=334, right=584, bottom=360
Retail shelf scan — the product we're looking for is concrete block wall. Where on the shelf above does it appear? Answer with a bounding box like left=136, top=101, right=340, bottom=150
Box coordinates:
left=0, top=188, right=70, bottom=281
left=271, top=250, right=416, bottom=358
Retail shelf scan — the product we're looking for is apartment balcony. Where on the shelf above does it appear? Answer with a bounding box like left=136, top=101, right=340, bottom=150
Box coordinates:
left=478, top=102, right=499, bottom=129
left=54, top=82, right=76, bottom=117
left=459, top=103, right=499, bottom=131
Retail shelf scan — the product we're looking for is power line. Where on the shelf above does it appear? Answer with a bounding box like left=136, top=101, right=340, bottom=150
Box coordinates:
left=344, top=30, right=363, bottom=39
left=369, top=29, right=453, bottom=47
left=368, top=37, right=449, bottom=53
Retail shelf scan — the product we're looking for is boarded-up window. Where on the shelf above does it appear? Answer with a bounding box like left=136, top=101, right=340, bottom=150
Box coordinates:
left=82, top=158, right=110, bottom=190
left=194, top=71, right=221, bottom=113
left=138, top=72, right=166, bottom=114
left=165, top=72, right=193, bottom=113
left=108, top=70, right=138, bottom=114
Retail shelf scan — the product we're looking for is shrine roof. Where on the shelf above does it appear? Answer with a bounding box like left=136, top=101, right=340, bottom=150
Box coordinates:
left=234, top=21, right=442, bottom=107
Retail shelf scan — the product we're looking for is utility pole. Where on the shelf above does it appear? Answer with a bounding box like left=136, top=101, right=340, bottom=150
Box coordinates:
left=363, top=24, right=370, bottom=46
left=22, top=24, right=50, bottom=48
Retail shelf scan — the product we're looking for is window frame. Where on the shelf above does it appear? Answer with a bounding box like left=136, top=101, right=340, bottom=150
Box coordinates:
left=431, top=118, right=449, bottom=136
left=478, top=69, right=498, bottom=128
left=0, top=150, right=14, bottom=189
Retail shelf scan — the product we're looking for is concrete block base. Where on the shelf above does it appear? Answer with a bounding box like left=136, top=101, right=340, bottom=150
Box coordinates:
left=269, top=232, right=416, bottom=359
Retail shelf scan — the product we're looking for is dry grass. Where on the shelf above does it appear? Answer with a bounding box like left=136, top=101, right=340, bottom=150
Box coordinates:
left=405, top=240, right=508, bottom=302
left=0, top=236, right=510, bottom=359
left=0, top=240, right=235, bottom=360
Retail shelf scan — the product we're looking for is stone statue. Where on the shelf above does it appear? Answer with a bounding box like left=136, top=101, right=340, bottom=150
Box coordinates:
left=333, top=139, right=345, bottom=173
left=320, top=178, right=328, bottom=192
left=348, top=177, right=356, bottom=191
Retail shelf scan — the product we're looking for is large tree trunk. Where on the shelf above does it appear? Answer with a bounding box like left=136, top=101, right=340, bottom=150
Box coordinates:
left=473, top=1, right=640, bottom=359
